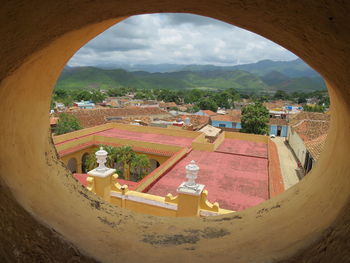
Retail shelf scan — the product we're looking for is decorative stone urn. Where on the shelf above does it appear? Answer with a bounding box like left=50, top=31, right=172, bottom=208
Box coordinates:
left=184, top=160, right=200, bottom=188
left=177, top=160, right=204, bottom=196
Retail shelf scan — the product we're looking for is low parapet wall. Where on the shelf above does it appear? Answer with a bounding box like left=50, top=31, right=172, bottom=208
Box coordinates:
left=53, top=123, right=114, bottom=144
left=135, top=147, right=190, bottom=192
left=107, top=176, right=233, bottom=217
left=267, top=139, right=284, bottom=197
left=111, top=123, right=201, bottom=138
left=94, top=134, right=183, bottom=153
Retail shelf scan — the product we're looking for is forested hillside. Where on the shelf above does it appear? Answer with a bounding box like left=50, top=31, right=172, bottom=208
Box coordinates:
left=57, top=59, right=326, bottom=93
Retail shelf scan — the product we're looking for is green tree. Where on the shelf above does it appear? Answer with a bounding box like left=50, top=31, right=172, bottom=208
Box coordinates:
left=197, top=98, right=218, bottom=112
left=72, top=90, right=91, bottom=101
left=273, top=90, right=289, bottom=100
left=303, top=105, right=326, bottom=112
left=90, top=90, right=106, bottom=103
left=131, top=154, right=150, bottom=181
left=62, top=96, right=74, bottom=107
left=107, top=87, right=125, bottom=97
left=116, top=146, right=136, bottom=181
left=213, top=91, right=231, bottom=109
left=55, top=113, right=82, bottom=135
left=241, top=102, right=269, bottom=135
left=186, top=105, right=200, bottom=113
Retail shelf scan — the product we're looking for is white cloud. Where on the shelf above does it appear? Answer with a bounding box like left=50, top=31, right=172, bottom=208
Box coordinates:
left=68, top=13, right=297, bottom=67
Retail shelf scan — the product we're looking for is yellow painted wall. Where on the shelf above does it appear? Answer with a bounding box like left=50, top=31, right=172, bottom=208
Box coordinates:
left=111, top=123, right=201, bottom=138
left=108, top=187, right=232, bottom=217
left=135, top=148, right=189, bottom=192
left=1, top=1, right=350, bottom=263
left=94, top=134, right=184, bottom=153
left=55, top=135, right=94, bottom=153
left=61, top=147, right=96, bottom=173
left=53, top=123, right=114, bottom=144
left=191, top=131, right=226, bottom=151
left=134, top=152, right=169, bottom=165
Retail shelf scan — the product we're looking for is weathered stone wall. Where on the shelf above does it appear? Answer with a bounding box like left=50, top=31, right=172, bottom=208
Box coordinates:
left=0, top=1, right=349, bottom=262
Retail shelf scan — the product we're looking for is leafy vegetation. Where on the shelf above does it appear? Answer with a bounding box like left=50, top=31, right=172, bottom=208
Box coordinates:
left=54, top=113, right=82, bottom=135
left=84, top=145, right=150, bottom=182
left=303, top=105, right=326, bottom=113
left=56, top=60, right=326, bottom=94
left=241, top=102, right=269, bottom=135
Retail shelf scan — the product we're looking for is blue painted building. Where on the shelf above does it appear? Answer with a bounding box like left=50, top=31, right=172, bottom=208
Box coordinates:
left=211, top=111, right=242, bottom=129
left=74, top=101, right=95, bottom=109
left=269, top=119, right=288, bottom=137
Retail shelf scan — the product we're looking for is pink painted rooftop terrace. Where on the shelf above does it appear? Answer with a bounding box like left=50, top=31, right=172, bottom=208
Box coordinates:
left=216, top=138, right=268, bottom=158
left=147, top=149, right=269, bottom=211
left=96, top=128, right=194, bottom=147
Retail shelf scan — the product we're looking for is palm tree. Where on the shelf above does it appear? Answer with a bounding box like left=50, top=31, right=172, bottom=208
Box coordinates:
left=116, top=146, right=135, bottom=180
left=85, top=150, right=97, bottom=171
left=131, top=154, right=151, bottom=181
left=103, top=145, right=118, bottom=168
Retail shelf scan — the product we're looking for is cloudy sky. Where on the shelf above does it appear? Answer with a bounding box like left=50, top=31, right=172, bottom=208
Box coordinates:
left=68, top=13, right=297, bottom=67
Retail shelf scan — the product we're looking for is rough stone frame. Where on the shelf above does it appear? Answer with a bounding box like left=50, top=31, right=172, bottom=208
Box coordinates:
left=0, top=1, right=349, bottom=262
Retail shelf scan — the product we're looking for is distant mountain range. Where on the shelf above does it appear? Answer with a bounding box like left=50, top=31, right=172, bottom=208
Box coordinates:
left=58, top=59, right=326, bottom=93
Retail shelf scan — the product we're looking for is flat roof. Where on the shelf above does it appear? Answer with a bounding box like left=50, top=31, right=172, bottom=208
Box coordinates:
left=216, top=138, right=268, bottom=158
left=147, top=149, right=269, bottom=211
left=96, top=128, right=194, bottom=147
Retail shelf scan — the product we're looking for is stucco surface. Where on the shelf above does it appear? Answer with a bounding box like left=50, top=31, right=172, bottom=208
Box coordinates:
left=0, top=1, right=350, bottom=262
left=97, top=128, right=195, bottom=147
left=148, top=150, right=269, bottom=211
left=216, top=138, right=268, bottom=158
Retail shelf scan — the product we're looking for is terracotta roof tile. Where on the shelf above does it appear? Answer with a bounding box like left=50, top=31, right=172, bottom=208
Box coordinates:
left=269, top=118, right=288, bottom=126
left=289, top=112, right=330, bottom=125
left=211, top=110, right=241, bottom=123
left=304, top=133, right=327, bottom=161
left=263, top=100, right=289, bottom=110
left=201, top=110, right=217, bottom=116
left=211, top=115, right=235, bottom=122
left=180, top=115, right=209, bottom=129
left=159, top=102, right=177, bottom=108
left=63, top=107, right=170, bottom=128
left=50, top=117, right=59, bottom=125
left=293, top=120, right=329, bottom=142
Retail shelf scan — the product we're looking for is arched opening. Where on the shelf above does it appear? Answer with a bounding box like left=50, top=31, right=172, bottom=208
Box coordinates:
left=0, top=2, right=349, bottom=262
left=52, top=14, right=323, bottom=213
left=66, top=158, right=77, bottom=173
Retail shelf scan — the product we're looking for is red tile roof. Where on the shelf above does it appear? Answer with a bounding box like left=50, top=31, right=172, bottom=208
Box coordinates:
left=201, top=110, right=217, bottom=116
left=293, top=120, right=329, bottom=142
left=211, top=110, right=241, bottom=123
left=269, top=118, right=288, bottom=126
left=289, top=112, right=330, bottom=125
left=180, top=115, right=209, bottom=129
left=159, top=102, right=177, bottom=108
left=263, top=100, right=289, bottom=110
left=64, top=107, right=170, bottom=128
left=50, top=117, right=59, bottom=125
left=211, top=115, right=235, bottom=122
left=304, top=133, right=327, bottom=161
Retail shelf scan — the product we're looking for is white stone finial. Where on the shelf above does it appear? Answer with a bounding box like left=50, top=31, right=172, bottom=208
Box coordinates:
left=185, top=160, right=200, bottom=187
left=177, top=160, right=204, bottom=196
left=95, top=146, right=108, bottom=172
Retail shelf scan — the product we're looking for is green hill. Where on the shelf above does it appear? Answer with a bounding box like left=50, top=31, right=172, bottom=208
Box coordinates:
left=57, top=67, right=270, bottom=93
left=56, top=65, right=325, bottom=94
left=180, top=58, right=320, bottom=78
